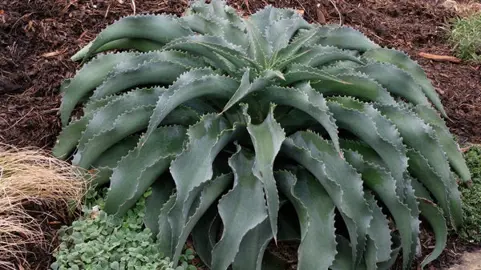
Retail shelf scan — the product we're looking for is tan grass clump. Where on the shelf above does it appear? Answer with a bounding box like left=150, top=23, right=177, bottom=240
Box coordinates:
left=0, top=144, right=87, bottom=269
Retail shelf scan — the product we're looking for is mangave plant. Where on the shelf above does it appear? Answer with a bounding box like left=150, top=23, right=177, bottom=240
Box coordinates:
left=54, top=1, right=471, bottom=269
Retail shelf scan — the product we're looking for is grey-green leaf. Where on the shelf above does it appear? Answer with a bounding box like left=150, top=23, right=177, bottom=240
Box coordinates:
left=246, top=104, right=285, bottom=241
left=77, top=87, right=164, bottom=151
left=232, top=218, right=273, bottom=270
left=364, top=192, right=392, bottom=269
left=71, top=39, right=163, bottom=62
left=211, top=146, right=268, bottom=270
left=72, top=105, right=154, bottom=168
left=60, top=52, right=138, bottom=125
left=192, top=206, right=221, bottom=268
left=83, top=15, right=194, bottom=61
left=171, top=173, right=232, bottom=264
left=317, top=26, right=380, bottom=52
left=89, top=60, right=188, bottom=100
left=164, top=114, right=239, bottom=258
left=145, top=73, right=239, bottom=142
left=327, top=97, right=408, bottom=191
left=276, top=169, right=337, bottom=270
left=343, top=149, right=418, bottom=270
left=376, top=104, right=462, bottom=228
left=354, top=63, right=431, bottom=107
left=410, top=179, right=448, bottom=269
left=90, top=135, right=140, bottom=186
left=144, top=178, right=176, bottom=237
left=104, top=126, right=187, bottom=216
left=261, top=84, right=340, bottom=153
left=414, top=105, right=470, bottom=182
left=282, top=131, right=372, bottom=267
left=363, top=48, right=447, bottom=117
left=312, top=73, right=397, bottom=105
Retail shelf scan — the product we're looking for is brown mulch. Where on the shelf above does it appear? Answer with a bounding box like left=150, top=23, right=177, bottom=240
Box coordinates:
left=17, top=203, right=80, bottom=270
left=1, top=0, right=480, bottom=269
left=0, top=0, right=187, bottom=149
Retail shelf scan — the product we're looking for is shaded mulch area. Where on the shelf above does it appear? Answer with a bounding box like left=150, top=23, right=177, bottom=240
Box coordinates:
left=0, top=0, right=187, bottom=149
left=1, top=0, right=480, bottom=269
left=18, top=203, right=80, bottom=270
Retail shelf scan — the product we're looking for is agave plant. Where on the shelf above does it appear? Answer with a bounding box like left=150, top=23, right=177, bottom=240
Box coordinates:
left=54, top=1, right=470, bottom=269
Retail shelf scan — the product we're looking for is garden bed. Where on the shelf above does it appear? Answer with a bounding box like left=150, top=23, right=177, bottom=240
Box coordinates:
left=1, top=0, right=480, bottom=269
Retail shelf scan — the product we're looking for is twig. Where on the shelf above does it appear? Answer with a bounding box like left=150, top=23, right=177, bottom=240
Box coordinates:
left=131, top=0, right=136, bottom=15
left=244, top=0, right=252, bottom=15
left=328, top=0, right=342, bottom=25
left=418, top=52, right=462, bottom=63
left=104, top=3, right=111, bottom=18
left=41, top=49, right=67, bottom=58
left=3, top=108, right=34, bottom=132
left=9, top=13, right=34, bottom=34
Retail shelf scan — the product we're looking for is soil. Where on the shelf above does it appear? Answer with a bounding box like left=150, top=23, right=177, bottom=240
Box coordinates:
left=448, top=249, right=481, bottom=270
left=20, top=202, right=80, bottom=270
left=1, top=0, right=480, bottom=269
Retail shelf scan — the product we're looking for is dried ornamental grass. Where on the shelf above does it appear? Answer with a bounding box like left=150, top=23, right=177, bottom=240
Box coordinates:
left=0, top=144, right=87, bottom=269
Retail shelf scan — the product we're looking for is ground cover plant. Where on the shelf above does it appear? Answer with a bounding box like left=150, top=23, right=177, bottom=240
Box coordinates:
left=448, top=12, right=481, bottom=63
left=459, top=146, right=481, bottom=243
left=52, top=0, right=471, bottom=269
left=51, top=189, right=197, bottom=270
left=0, top=145, right=85, bottom=269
